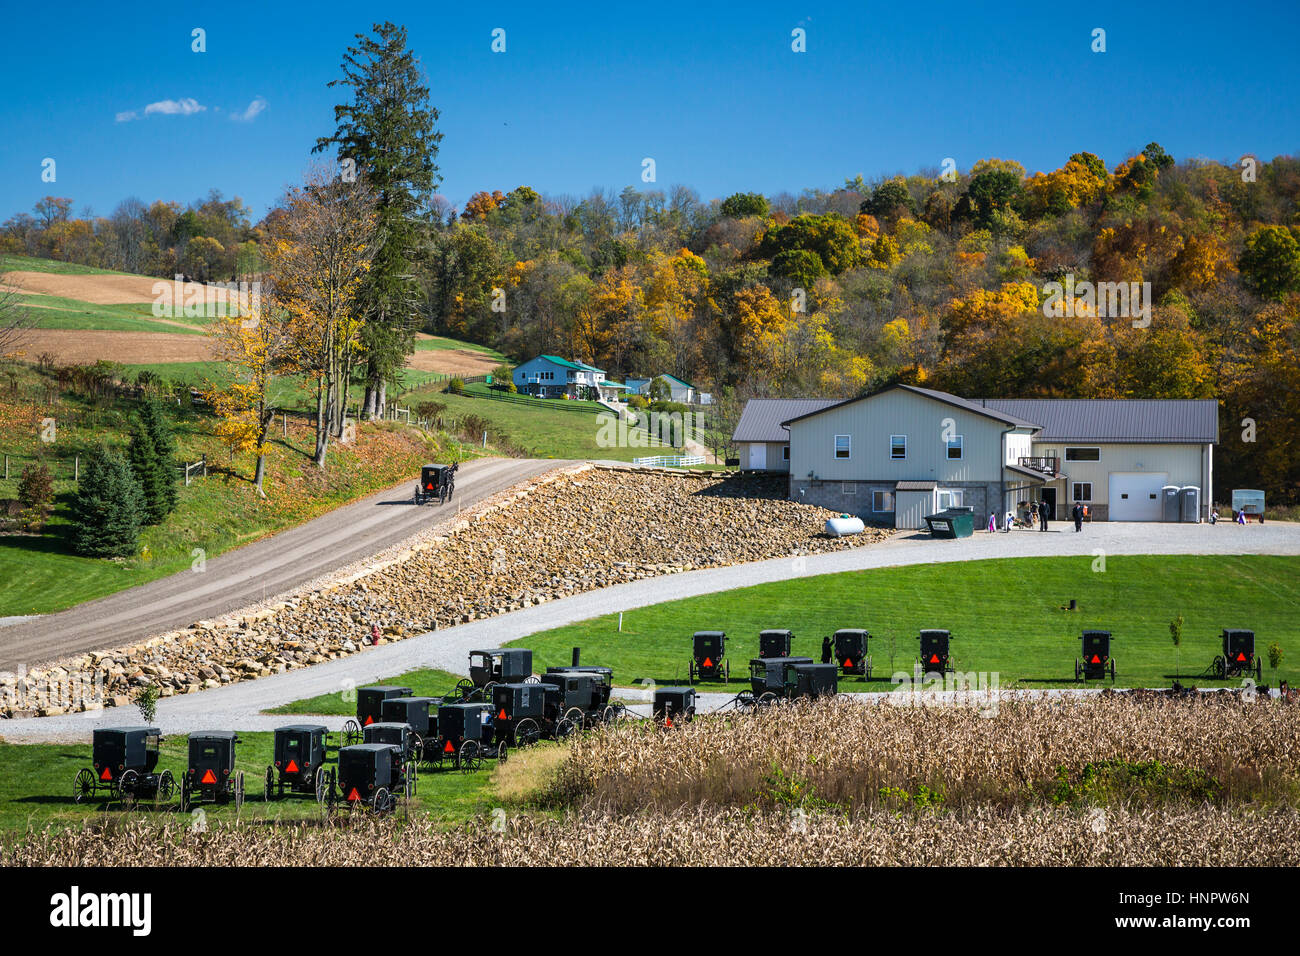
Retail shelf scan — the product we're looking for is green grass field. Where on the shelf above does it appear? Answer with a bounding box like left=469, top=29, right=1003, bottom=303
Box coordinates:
left=21, top=295, right=210, bottom=334
left=276, top=555, right=1298, bottom=700
left=263, top=668, right=466, bottom=715
left=0, top=254, right=135, bottom=277
left=407, top=384, right=679, bottom=461
left=412, top=335, right=507, bottom=362
left=0, top=729, right=548, bottom=835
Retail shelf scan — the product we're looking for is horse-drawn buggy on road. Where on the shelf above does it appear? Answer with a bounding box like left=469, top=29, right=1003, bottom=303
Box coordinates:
left=181, top=731, right=245, bottom=811
left=414, top=462, right=457, bottom=505
left=330, top=743, right=413, bottom=815
left=1213, top=628, right=1263, bottom=681
left=455, top=648, right=534, bottom=702
left=264, top=724, right=332, bottom=803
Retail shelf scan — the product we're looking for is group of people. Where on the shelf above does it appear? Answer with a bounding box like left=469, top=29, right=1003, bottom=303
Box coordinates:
left=990, top=500, right=1089, bottom=533
left=1210, top=508, right=1265, bottom=525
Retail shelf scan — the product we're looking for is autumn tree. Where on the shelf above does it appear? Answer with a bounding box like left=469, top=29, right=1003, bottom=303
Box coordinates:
left=265, top=167, right=378, bottom=467
left=1238, top=225, right=1300, bottom=301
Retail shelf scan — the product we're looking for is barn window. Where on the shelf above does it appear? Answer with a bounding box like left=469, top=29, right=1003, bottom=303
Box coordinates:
left=834, top=435, right=851, bottom=459
left=1065, top=447, right=1100, bottom=461
left=890, top=435, right=907, bottom=459
left=872, top=490, right=895, bottom=512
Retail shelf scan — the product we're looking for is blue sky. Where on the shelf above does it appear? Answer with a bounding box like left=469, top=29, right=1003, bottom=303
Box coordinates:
left=2, top=0, right=1297, bottom=222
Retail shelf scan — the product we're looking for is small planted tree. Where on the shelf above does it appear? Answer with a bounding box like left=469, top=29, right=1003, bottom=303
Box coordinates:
left=16, top=462, right=54, bottom=531
left=1268, top=642, right=1284, bottom=672
left=135, top=682, right=158, bottom=723
left=140, top=400, right=178, bottom=516
left=70, top=444, right=145, bottom=557
left=1169, top=614, right=1184, bottom=677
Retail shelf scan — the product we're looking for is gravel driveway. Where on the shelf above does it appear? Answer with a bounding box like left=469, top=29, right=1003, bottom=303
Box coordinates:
left=5, top=520, right=1295, bottom=741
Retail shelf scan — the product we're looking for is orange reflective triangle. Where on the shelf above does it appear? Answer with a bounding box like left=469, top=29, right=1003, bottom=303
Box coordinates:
left=346, top=787, right=360, bottom=801
left=929, top=654, right=940, bottom=664
left=1236, top=652, right=1246, bottom=662
left=285, top=759, right=299, bottom=773
left=843, top=658, right=853, bottom=667
left=498, top=708, right=507, bottom=720
left=1090, top=655, right=1101, bottom=664
left=702, top=657, right=712, bottom=668
left=426, top=483, right=434, bottom=490
left=100, top=767, right=113, bottom=780
left=665, top=717, right=673, bottom=727
left=363, top=715, right=374, bottom=725
left=200, top=769, right=217, bottom=784
left=443, top=740, right=455, bottom=753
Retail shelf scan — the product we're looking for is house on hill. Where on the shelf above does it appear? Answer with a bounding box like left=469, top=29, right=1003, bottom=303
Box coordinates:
left=733, top=385, right=1217, bottom=527
left=512, top=355, right=628, bottom=402
left=626, top=374, right=697, bottom=404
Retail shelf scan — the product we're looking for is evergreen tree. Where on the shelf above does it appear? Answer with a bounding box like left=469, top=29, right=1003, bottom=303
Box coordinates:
left=314, top=21, right=442, bottom=420
left=140, top=399, right=178, bottom=516
left=70, top=445, right=144, bottom=557
left=126, top=402, right=177, bottom=524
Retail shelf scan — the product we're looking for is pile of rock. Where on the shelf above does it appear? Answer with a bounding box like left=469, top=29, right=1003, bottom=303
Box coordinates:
left=2, top=467, right=890, bottom=715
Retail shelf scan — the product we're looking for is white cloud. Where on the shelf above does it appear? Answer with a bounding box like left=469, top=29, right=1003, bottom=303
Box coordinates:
left=230, top=97, right=268, bottom=122
left=115, top=110, right=139, bottom=123
left=143, top=97, right=206, bottom=117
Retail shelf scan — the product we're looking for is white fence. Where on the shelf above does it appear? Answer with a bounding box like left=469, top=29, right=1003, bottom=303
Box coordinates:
left=631, top=455, right=705, bottom=468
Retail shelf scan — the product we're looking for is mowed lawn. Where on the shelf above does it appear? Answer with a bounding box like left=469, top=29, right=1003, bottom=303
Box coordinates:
left=264, top=668, right=466, bottom=716
left=289, top=555, right=1300, bottom=699
left=406, top=385, right=677, bottom=461
left=0, top=729, right=552, bottom=834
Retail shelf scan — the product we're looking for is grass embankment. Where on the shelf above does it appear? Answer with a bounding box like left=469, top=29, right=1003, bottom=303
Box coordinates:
left=296, top=555, right=1298, bottom=698
left=0, top=363, right=482, bottom=615
left=263, top=668, right=466, bottom=715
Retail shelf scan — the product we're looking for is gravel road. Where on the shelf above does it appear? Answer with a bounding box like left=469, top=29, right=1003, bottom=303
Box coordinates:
left=4, top=520, right=1295, bottom=741
left=0, top=457, right=571, bottom=671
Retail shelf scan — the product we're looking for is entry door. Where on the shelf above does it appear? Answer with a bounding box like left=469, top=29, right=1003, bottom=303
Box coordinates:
left=1108, top=472, right=1168, bottom=521
left=747, top=443, right=767, bottom=470
left=1039, top=487, right=1056, bottom=519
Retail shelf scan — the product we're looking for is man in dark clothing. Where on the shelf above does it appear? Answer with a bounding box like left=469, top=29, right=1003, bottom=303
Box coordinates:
left=1040, top=503, right=1049, bottom=531
left=1072, top=501, right=1084, bottom=532
left=821, top=635, right=833, bottom=664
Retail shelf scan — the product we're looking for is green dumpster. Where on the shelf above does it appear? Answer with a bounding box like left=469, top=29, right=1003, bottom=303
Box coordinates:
left=923, top=508, right=975, bottom=538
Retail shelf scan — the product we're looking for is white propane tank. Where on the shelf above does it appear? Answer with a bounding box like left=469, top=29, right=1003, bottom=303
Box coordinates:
left=825, top=514, right=865, bottom=537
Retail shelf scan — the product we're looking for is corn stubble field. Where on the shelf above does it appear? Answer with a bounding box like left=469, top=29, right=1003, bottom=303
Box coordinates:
left=6, top=693, right=1297, bottom=866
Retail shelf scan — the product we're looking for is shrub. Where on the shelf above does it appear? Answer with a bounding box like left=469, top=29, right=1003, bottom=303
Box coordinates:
left=16, top=462, right=54, bottom=531
left=70, top=444, right=144, bottom=557
left=447, top=377, right=465, bottom=393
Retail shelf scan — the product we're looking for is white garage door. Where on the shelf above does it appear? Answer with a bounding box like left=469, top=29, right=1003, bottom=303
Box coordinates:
left=1108, top=472, right=1168, bottom=521
left=747, top=443, right=766, bottom=470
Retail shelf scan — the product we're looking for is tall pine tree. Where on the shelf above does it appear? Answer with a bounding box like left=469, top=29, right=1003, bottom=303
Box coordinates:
left=71, top=445, right=144, bottom=557
left=314, top=21, right=442, bottom=420
left=126, top=401, right=177, bottom=524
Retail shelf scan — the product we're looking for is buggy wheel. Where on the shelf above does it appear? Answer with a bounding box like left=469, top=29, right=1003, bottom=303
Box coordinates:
left=343, top=719, right=362, bottom=746
left=688, top=660, right=695, bottom=684
left=725, top=660, right=730, bottom=683
left=264, top=766, right=274, bottom=802
left=157, top=770, right=176, bottom=803
left=458, top=740, right=482, bottom=773
left=1110, top=659, right=1116, bottom=682
left=455, top=678, right=475, bottom=701
left=563, top=707, right=585, bottom=732
left=1212, top=655, right=1226, bottom=679
left=315, top=768, right=329, bottom=805
left=484, top=681, right=499, bottom=702
left=1074, top=659, right=1081, bottom=681
left=234, top=771, right=245, bottom=811
left=120, top=770, right=140, bottom=810
left=180, top=779, right=191, bottom=813
left=758, top=692, right=778, bottom=707
left=524, top=675, right=541, bottom=684
left=515, top=718, right=540, bottom=747
left=556, top=717, right=576, bottom=739
left=74, top=768, right=95, bottom=804
left=410, top=733, right=424, bottom=764
left=496, top=742, right=508, bottom=764
left=1256, top=659, right=1263, bottom=682
left=373, top=787, right=391, bottom=814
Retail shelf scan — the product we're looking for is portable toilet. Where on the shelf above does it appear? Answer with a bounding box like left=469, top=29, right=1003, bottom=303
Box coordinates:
left=1160, top=485, right=1181, bottom=522
left=1179, top=486, right=1200, bottom=523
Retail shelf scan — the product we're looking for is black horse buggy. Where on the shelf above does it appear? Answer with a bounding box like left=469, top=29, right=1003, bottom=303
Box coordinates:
left=919, top=629, right=955, bottom=677
left=344, top=685, right=413, bottom=744
left=747, top=657, right=814, bottom=704
left=791, top=662, right=839, bottom=698
left=75, top=726, right=176, bottom=806
left=363, top=721, right=422, bottom=780
left=380, top=696, right=442, bottom=761
left=456, top=648, right=534, bottom=701
left=181, top=731, right=245, bottom=811
left=689, top=630, right=729, bottom=683
left=758, top=629, right=794, bottom=658
left=414, top=462, right=456, bottom=505
left=331, top=743, right=411, bottom=814
left=431, top=702, right=508, bottom=771
left=833, top=629, right=871, bottom=677
left=654, top=686, right=697, bottom=725
left=265, top=724, right=332, bottom=803
left=491, top=681, right=551, bottom=746
left=1075, top=630, right=1116, bottom=681
left=1214, top=629, right=1262, bottom=680
left=539, top=670, right=620, bottom=731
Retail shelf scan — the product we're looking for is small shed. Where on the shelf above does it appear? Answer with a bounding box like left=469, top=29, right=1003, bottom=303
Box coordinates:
left=894, top=480, right=937, bottom=530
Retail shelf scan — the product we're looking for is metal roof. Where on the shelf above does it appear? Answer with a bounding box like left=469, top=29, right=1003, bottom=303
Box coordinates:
left=732, top=399, right=839, bottom=442
left=895, top=480, right=937, bottom=491
left=979, top=399, right=1218, bottom=443
left=779, top=385, right=1041, bottom=430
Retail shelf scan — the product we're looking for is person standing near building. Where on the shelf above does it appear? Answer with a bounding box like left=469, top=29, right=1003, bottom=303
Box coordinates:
left=1072, top=501, right=1084, bottom=532
left=1040, top=502, right=1050, bottom=532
